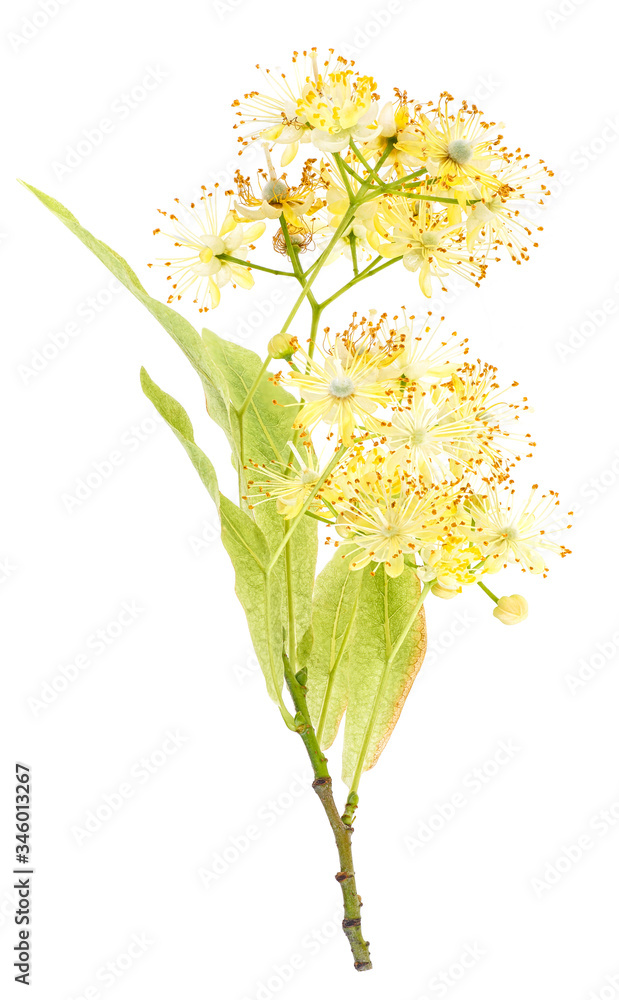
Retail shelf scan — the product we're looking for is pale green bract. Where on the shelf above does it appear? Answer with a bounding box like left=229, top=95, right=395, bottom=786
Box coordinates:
left=302, top=544, right=363, bottom=750
left=342, top=564, right=427, bottom=789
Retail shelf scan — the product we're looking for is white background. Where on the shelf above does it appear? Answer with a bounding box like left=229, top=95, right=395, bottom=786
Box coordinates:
left=2, top=0, right=619, bottom=997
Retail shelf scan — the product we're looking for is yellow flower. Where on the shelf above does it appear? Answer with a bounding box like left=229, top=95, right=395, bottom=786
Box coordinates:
left=334, top=472, right=457, bottom=577
left=231, top=56, right=314, bottom=166
left=245, top=448, right=335, bottom=519
left=294, top=51, right=379, bottom=152
left=397, top=93, right=507, bottom=202
left=379, top=311, right=468, bottom=388
left=231, top=49, right=379, bottom=163
left=445, top=362, right=534, bottom=479
left=465, top=158, right=552, bottom=262
left=360, top=92, right=424, bottom=174
left=234, top=148, right=322, bottom=228
left=368, top=349, right=530, bottom=488
left=463, top=485, right=572, bottom=575
left=283, top=332, right=395, bottom=445
left=152, top=190, right=264, bottom=311
left=376, top=197, right=487, bottom=297
left=418, top=533, right=484, bottom=596
left=373, top=394, right=482, bottom=485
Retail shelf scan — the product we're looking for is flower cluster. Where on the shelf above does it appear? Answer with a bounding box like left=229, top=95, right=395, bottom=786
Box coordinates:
left=249, top=312, right=571, bottom=618
left=148, top=47, right=569, bottom=623
left=151, top=48, right=552, bottom=309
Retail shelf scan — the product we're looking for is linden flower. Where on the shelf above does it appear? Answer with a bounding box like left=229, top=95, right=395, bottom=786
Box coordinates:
left=231, top=55, right=314, bottom=166
left=315, top=311, right=406, bottom=371
left=283, top=334, right=394, bottom=445
left=376, top=198, right=487, bottom=297
left=293, top=52, right=380, bottom=153
left=360, top=92, right=425, bottom=174
left=233, top=150, right=322, bottom=227
left=397, top=93, right=507, bottom=203
left=371, top=353, right=529, bottom=487
left=152, top=191, right=265, bottom=311
left=418, top=534, right=484, bottom=597
left=232, top=49, right=379, bottom=162
left=374, top=394, right=485, bottom=485
left=334, top=476, right=456, bottom=577
left=447, top=363, right=534, bottom=476
left=463, top=485, right=572, bottom=575
left=245, top=448, right=335, bottom=519
left=465, top=159, right=552, bottom=262
left=378, top=312, right=469, bottom=387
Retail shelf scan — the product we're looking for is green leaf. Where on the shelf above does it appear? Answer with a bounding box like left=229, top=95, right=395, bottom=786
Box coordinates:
left=341, top=564, right=427, bottom=789
left=286, top=516, right=319, bottom=641
left=140, top=368, right=220, bottom=507
left=201, top=329, right=298, bottom=468
left=304, top=544, right=362, bottom=750
left=140, top=369, right=287, bottom=713
left=197, top=331, right=319, bottom=635
left=21, top=182, right=214, bottom=382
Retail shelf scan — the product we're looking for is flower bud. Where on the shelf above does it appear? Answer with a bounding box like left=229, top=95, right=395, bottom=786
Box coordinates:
left=431, top=582, right=458, bottom=600
left=492, top=594, right=528, bottom=625
left=268, top=333, right=297, bottom=360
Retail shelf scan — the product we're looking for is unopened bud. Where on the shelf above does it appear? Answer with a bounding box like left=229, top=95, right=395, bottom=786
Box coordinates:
left=268, top=333, right=297, bottom=359
left=431, top=582, right=458, bottom=600
left=492, top=594, right=528, bottom=625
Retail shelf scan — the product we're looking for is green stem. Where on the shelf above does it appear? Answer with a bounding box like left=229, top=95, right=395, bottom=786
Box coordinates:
left=276, top=209, right=357, bottom=337
left=333, top=154, right=366, bottom=187
left=477, top=580, right=499, bottom=604
left=319, top=256, right=402, bottom=310
left=308, top=301, right=323, bottom=361
left=238, top=355, right=270, bottom=420
left=350, top=580, right=431, bottom=795
left=349, top=138, right=388, bottom=187
left=284, top=543, right=297, bottom=676
left=379, top=167, right=428, bottom=190
left=282, top=653, right=372, bottom=971
left=275, top=145, right=394, bottom=341
left=304, top=510, right=334, bottom=525
left=333, top=152, right=355, bottom=200
left=279, top=216, right=325, bottom=367
left=218, top=253, right=295, bottom=277
left=267, top=445, right=348, bottom=571
left=349, top=232, right=359, bottom=277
